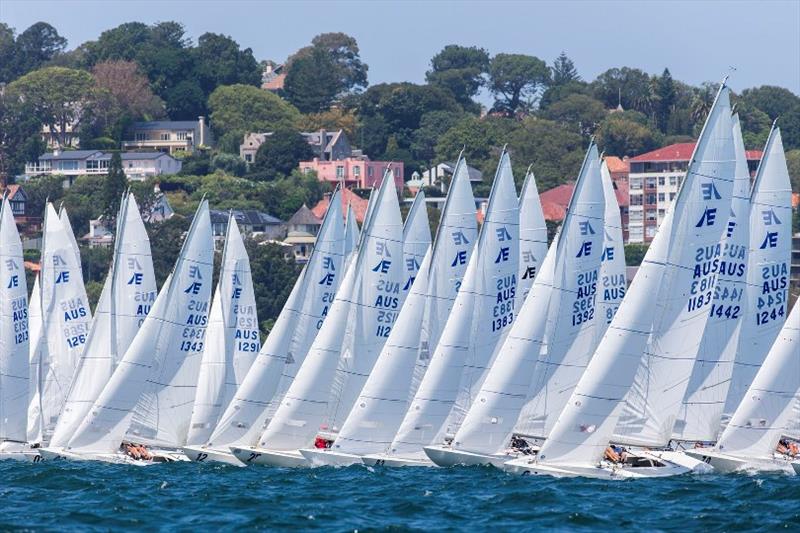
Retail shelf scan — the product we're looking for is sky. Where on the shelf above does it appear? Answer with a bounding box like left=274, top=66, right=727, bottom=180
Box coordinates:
left=2, top=0, right=799, bottom=102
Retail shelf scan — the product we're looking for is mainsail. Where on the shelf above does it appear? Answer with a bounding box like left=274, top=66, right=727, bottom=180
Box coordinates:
left=186, top=215, right=259, bottom=446
left=67, top=201, right=213, bottom=454
left=49, top=193, right=157, bottom=448
left=205, top=188, right=347, bottom=450
left=517, top=167, right=548, bottom=304
left=596, top=159, right=627, bottom=337
left=0, top=195, right=29, bottom=443
left=537, top=82, right=734, bottom=467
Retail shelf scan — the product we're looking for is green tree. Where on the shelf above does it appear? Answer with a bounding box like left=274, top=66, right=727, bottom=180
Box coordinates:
left=283, top=46, right=340, bottom=113
left=740, top=86, right=800, bottom=150
left=147, top=215, right=191, bottom=287
left=541, top=93, right=607, bottom=136
left=103, top=152, right=128, bottom=221
left=0, top=23, right=16, bottom=82
left=786, top=149, right=800, bottom=193
left=310, top=32, right=368, bottom=93
left=425, top=45, right=489, bottom=108
left=0, top=93, right=45, bottom=183
left=410, top=110, right=467, bottom=164
left=208, top=84, right=301, bottom=138
left=539, top=80, right=590, bottom=110
left=163, top=79, right=206, bottom=120
left=506, top=117, right=585, bottom=191
left=488, top=53, right=551, bottom=114
left=550, top=51, right=581, bottom=86
left=596, top=112, right=662, bottom=157
left=591, top=67, right=654, bottom=114
left=6, top=67, right=95, bottom=148
left=655, top=68, right=676, bottom=133
left=624, top=243, right=649, bottom=266
left=11, top=22, right=67, bottom=77
left=192, top=32, right=261, bottom=95
left=247, top=240, right=301, bottom=331
left=253, top=129, right=314, bottom=179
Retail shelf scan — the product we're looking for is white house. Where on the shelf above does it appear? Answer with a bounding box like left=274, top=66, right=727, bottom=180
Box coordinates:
left=421, top=161, right=484, bottom=192
left=25, top=150, right=182, bottom=186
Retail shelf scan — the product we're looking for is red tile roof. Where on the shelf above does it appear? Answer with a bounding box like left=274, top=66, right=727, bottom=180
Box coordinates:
left=0, top=184, right=22, bottom=200
left=540, top=182, right=574, bottom=221
left=613, top=179, right=629, bottom=207
left=630, top=142, right=763, bottom=162
left=605, top=156, right=629, bottom=174
left=312, top=188, right=369, bottom=224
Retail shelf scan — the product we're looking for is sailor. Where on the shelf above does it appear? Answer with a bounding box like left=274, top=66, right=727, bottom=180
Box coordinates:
left=510, top=435, right=533, bottom=455
left=777, top=439, right=799, bottom=457
left=604, top=445, right=627, bottom=464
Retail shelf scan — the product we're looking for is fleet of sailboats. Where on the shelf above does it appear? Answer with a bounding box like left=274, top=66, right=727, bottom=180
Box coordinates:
left=0, top=76, right=797, bottom=476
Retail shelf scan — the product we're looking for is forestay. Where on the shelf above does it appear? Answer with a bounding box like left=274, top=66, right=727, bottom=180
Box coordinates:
left=67, top=201, right=213, bottom=454
left=50, top=193, right=157, bottom=448
left=715, top=302, right=799, bottom=460
left=186, top=215, right=259, bottom=446
left=538, top=83, right=734, bottom=467
left=258, top=171, right=404, bottom=450
left=514, top=143, right=606, bottom=440
left=673, top=115, right=751, bottom=442
left=205, top=189, right=347, bottom=450
left=0, top=195, right=29, bottom=444
left=723, top=125, right=793, bottom=420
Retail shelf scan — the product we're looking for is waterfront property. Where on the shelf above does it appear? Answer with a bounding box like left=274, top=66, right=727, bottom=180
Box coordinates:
left=24, top=150, right=182, bottom=185
left=121, top=117, right=213, bottom=154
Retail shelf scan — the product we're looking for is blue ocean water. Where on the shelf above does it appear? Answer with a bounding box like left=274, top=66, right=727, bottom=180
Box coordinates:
left=1, top=461, right=798, bottom=531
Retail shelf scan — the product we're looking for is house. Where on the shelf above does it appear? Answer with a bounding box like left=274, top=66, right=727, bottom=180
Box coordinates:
left=299, top=157, right=404, bottom=191
left=312, top=188, right=370, bottom=224
left=627, top=142, right=761, bottom=243
left=122, top=116, right=213, bottom=154
left=261, top=63, right=286, bottom=92
left=146, top=184, right=175, bottom=223
left=240, top=129, right=352, bottom=164
left=24, top=150, right=182, bottom=186
left=0, top=184, right=40, bottom=233
left=81, top=218, right=114, bottom=248
left=283, top=204, right=324, bottom=263
left=209, top=209, right=284, bottom=247
left=421, top=161, right=484, bottom=192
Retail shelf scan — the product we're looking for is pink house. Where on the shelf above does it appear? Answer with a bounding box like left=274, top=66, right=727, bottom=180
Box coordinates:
left=299, top=157, right=404, bottom=191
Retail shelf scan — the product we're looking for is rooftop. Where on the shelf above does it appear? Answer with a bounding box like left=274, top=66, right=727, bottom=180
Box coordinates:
left=539, top=179, right=628, bottom=221
left=130, top=120, right=201, bottom=131
left=630, top=142, right=763, bottom=163
left=209, top=209, right=283, bottom=226
left=39, top=150, right=103, bottom=161
left=312, top=188, right=369, bottom=224
left=287, top=204, right=323, bottom=226
left=605, top=156, right=629, bottom=174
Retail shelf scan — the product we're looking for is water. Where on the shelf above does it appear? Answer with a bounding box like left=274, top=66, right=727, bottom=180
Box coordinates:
left=1, top=461, right=798, bottom=531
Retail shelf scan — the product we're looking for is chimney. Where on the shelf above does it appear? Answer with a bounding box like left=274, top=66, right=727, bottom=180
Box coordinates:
left=198, top=116, right=206, bottom=146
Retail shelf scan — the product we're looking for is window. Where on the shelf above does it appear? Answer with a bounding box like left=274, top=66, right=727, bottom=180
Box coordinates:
left=86, top=160, right=99, bottom=170
left=646, top=226, right=657, bottom=239
left=646, top=210, right=657, bottom=221
left=645, top=177, right=657, bottom=189
left=11, top=201, right=24, bottom=215
left=336, top=165, right=344, bottom=178
left=353, top=166, right=361, bottom=177
left=630, top=193, right=643, bottom=206
left=658, top=209, right=666, bottom=217
left=646, top=193, right=657, bottom=205
left=160, top=133, right=170, bottom=141
left=368, top=166, right=374, bottom=177
left=629, top=210, right=643, bottom=222
left=630, top=177, right=642, bottom=190
left=245, top=154, right=252, bottom=163
left=135, top=132, right=147, bottom=141
left=57, top=160, right=78, bottom=171
left=177, top=131, right=188, bottom=141
left=658, top=176, right=665, bottom=186
left=669, top=176, right=677, bottom=186
left=658, top=193, right=665, bottom=202
left=669, top=192, right=676, bottom=201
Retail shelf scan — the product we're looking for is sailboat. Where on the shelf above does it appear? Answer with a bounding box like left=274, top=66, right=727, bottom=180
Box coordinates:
left=504, top=81, right=735, bottom=479
left=425, top=142, right=607, bottom=467
left=186, top=189, right=349, bottom=465
left=369, top=150, right=517, bottom=468
left=28, top=204, right=93, bottom=447
left=40, top=200, right=213, bottom=464
left=685, top=302, right=799, bottom=473
left=232, top=171, right=404, bottom=467
left=184, top=215, right=259, bottom=450
left=516, top=167, right=549, bottom=304
left=294, top=189, right=432, bottom=467
left=0, top=194, right=32, bottom=460
left=45, top=193, right=157, bottom=453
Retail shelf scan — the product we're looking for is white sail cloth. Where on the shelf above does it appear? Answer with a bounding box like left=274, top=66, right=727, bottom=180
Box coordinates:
left=50, top=194, right=157, bottom=448
left=516, top=168, right=548, bottom=304
left=67, top=201, right=213, bottom=454
left=0, top=196, right=29, bottom=443
left=538, top=83, right=735, bottom=467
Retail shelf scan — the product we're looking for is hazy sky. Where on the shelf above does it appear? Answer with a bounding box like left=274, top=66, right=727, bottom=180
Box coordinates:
left=2, top=0, right=799, bottom=100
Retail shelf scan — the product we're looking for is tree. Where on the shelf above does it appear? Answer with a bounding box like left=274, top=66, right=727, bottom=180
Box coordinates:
left=740, top=86, right=800, bottom=150
left=283, top=47, right=340, bottom=113
left=596, top=113, right=662, bottom=157
left=0, top=23, right=17, bottom=82
left=163, top=80, right=206, bottom=120
left=0, top=93, right=45, bottom=184
left=539, top=80, right=590, bottom=110
left=591, top=67, right=654, bottom=114
left=192, top=32, right=261, bottom=95
left=208, top=84, right=301, bottom=138
left=310, top=32, right=368, bottom=93
left=655, top=68, right=676, bottom=133
left=425, top=45, right=490, bottom=108
left=298, top=108, right=359, bottom=140
left=411, top=110, right=467, bottom=164
left=252, top=129, right=314, bottom=179
left=786, top=149, right=800, bottom=194
left=247, top=240, right=301, bottom=331
left=12, top=22, right=67, bottom=77
left=103, top=152, right=127, bottom=221
left=488, top=53, right=551, bottom=114
left=6, top=67, right=95, bottom=148
left=551, top=52, right=581, bottom=86
left=541, top=94, right=607, bottom=136
left=506, top=117, right=585, bottom=191
left=624, top=243, right=649, bottom=266
left=690, top=82, right=718, bottom=129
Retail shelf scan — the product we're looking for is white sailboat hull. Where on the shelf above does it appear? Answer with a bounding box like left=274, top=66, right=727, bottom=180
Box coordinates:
left=423, top=445, right=519, bottom=468
left=503, top=456, right=690, bottom=479
left=37, top=447, right=188, bottom=466
left=298, top=448, right=363, bottom=467
left=791, top=461, right=800, bottom=475
left=361, top=453, right=435, bottom=468
left=644, top=450, right=713, bottom=473
left=684, top=449, right=796, bottom=474
left=230, top=446, right=308, bottom=467
left=182, top=445, right=244, bottom=466
left=0, top=441, right=43, bottom=462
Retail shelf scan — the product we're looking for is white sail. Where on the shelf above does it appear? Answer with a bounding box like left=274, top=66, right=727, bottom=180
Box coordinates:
left=517, top=167, right=548, bottom=303
left=49, top=193, right=157, bottom=448
left=0, top=196, right=29, bottom=443
left=205, top=189, right=346, bottom=450
left=58, top=207, right=82, bottom=271
left=596, top=160, right=627, bottom=336
left=32, top=203, right=93, bottom=443
left=186, top=216, right=259, bottom=446
left=26, top=275, right=42, bottom=443
left=390, top=151, right=518, bottom=456
left=344, top=204, right=360, bottom=258
left=715, top=301, right=799, bottom=460
left=538, top=83, right=734, bottom=467
left=673, top=114, right=752, bottom=442
left=401, top=191, right=431, bottom=295
left=723, top=125, right=793, bottom=419
left=512, top=144, right=607, bottom=439
left=258, top=171, right=404, bottom=450
left=67, top=201, right=213, bottom=454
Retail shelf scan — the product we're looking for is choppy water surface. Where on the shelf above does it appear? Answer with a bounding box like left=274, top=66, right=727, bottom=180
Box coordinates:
left=1, top=461, right=798, bottom=531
